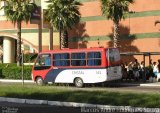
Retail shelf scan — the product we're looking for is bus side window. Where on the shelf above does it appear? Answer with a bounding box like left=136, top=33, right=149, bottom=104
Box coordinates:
left=71, top=53, right=86, bottom=66
left=87, top=52, right=101, bottom=66
left=53, top=53, right=70, bottom=66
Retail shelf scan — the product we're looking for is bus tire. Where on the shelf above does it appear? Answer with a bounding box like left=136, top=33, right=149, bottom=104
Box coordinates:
left=74, top=77, right=83, bottom=88
left=36, top=77, right=44, bottom=86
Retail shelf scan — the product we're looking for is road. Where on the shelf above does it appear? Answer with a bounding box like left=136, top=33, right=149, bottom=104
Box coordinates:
left=0, top=102, right=148, bottom=113
left=0, top=102, right=82, bottom=113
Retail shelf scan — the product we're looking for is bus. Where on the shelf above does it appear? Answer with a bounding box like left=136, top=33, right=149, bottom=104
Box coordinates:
left=32, top=47, right=122, bottom=87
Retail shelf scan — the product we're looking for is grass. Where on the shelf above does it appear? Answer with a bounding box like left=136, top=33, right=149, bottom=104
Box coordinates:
left=0, top=84, right=160, bottom=108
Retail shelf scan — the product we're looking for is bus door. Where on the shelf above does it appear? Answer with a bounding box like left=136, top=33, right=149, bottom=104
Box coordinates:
left=32, top=54, right=52, bottom=81
left=107, top=48, right=122, bottom=80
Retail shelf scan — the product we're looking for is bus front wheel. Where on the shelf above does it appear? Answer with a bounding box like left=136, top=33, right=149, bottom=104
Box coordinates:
left=36, top=77, right=44, bottom=85
left=74, top=78, right=83, bottom=88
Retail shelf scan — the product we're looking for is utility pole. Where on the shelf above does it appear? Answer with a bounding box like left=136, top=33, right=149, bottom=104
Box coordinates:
left=38, top=6, right=42, bottom=52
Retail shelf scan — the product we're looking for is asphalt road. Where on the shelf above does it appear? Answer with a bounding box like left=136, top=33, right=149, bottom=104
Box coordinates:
left=0, top=102, right=143, bottom=113
left=0, top=102, right=82, bottom=113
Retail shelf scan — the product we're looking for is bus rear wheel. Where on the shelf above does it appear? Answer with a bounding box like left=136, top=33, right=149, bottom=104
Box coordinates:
left=36, top=77, right=44, bottom=85
left=74, top=78, right=83, bottom=88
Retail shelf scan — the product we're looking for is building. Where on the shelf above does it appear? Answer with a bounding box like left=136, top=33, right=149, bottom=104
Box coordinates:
left=0, top=0, right=59, bottom=63
left=0, top=0, right=160, bottom=64
left=68, top=0, right=160, bottom=63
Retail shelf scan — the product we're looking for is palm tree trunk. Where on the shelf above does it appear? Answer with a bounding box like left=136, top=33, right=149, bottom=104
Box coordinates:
left=49, top=27, right=53, bottom=50
left=62, top=30, right=68, bottom=48
left=59, top=28, right=62, bottom=49
left=113, top=20, right=119, bottom=48
left=17, top=22, right=22, bottom=66
left=38, top=20, right=42, bottom=52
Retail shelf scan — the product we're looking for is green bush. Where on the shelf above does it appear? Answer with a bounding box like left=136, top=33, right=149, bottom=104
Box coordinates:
left=23, top=53, right=38, bottom=63
left=0, top=63, right=32, bottom=80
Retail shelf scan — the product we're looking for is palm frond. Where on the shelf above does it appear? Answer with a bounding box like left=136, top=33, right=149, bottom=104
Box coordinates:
left=45, top=0, right=81, bottom=31
left=1, top=0, right=37, bottom=24
left=100, top=0, right=134, bottom=21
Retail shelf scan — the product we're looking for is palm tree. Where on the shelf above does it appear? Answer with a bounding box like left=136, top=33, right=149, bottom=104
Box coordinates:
left=45, top=0, right=81, bottom=49
left=0, top=0, right=37, bottom=66
left=100, top=0, right=134, bottom=48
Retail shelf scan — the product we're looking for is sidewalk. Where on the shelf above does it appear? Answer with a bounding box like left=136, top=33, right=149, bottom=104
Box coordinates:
left=118, top=82, right=160, bottom=87
left=0, top=79, right=34, bottom=84
left=0, top=79, right=160, bottom=86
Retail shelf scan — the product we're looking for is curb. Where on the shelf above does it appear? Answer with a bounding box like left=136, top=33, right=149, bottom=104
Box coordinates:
left=0, top=97, right=97, bottom=107
left=0, top=79, right=34, bottom=83
left=0, top=97, right=160, bottom=112
left=140, top=83, right=160, bottom=87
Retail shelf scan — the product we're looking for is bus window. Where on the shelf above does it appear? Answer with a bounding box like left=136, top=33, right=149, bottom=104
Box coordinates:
left=87, top=52, right=101, bottom=66
left=53, top=53, right=70, bottom=66
left=71, top=53, right=86, bottom=66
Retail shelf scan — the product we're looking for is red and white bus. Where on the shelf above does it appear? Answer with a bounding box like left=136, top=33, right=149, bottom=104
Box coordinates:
left=32, top=47, right=122, bottom=87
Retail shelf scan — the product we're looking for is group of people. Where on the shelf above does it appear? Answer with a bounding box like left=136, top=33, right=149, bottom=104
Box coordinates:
left=121, top=59, right=160, bottom=82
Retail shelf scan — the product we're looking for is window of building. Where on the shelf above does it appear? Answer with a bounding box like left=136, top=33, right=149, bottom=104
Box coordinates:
left=53, top=53, right=70, bottom=66
left=71, top=52, right=86, bottom=66
left=87, top=52, right=101, bottom=66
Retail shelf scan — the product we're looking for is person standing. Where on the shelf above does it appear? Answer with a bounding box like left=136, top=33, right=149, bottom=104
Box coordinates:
left=140, top=61, right=145, bottom=81
left=156, top=60, right=160, bottom=81
left=132, top=59, right=140, bottom=81
left=153, top=62, right=158, bottom=77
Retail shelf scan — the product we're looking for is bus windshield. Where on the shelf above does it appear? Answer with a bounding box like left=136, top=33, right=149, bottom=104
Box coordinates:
left=35, top=54, right=51, bottom=66
left=107, top=48, right=120, bottom=64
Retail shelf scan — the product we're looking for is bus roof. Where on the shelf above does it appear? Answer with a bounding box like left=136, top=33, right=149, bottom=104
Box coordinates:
left=39, top=47, right=117, bottom=54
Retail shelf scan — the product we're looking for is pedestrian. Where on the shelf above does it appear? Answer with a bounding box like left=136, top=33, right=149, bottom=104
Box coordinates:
left=121, top=63, right=128, bottom=81
left=139, top=61, right=145, bottom=81
left=156, top=60, right=160, bottom=81
left=132, top=59, right=140, bottom=81
left=127, top=61, right=133, bottom=80
left=153, top=62, right=158, bottom=77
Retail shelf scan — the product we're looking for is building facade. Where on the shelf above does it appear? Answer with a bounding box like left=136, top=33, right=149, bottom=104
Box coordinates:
left=0, top=0, right=160, bottom=63
left=68, top=0, right=160, bottom=63
left=0, top=0, right=59, bottom=63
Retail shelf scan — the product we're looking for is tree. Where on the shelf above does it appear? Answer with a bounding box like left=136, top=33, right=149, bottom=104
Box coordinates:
left=0, top=0, right=37, bottom=66
left=100, top=0, right=134, bottom=48
left=45, top=0, right=81, bottom=49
